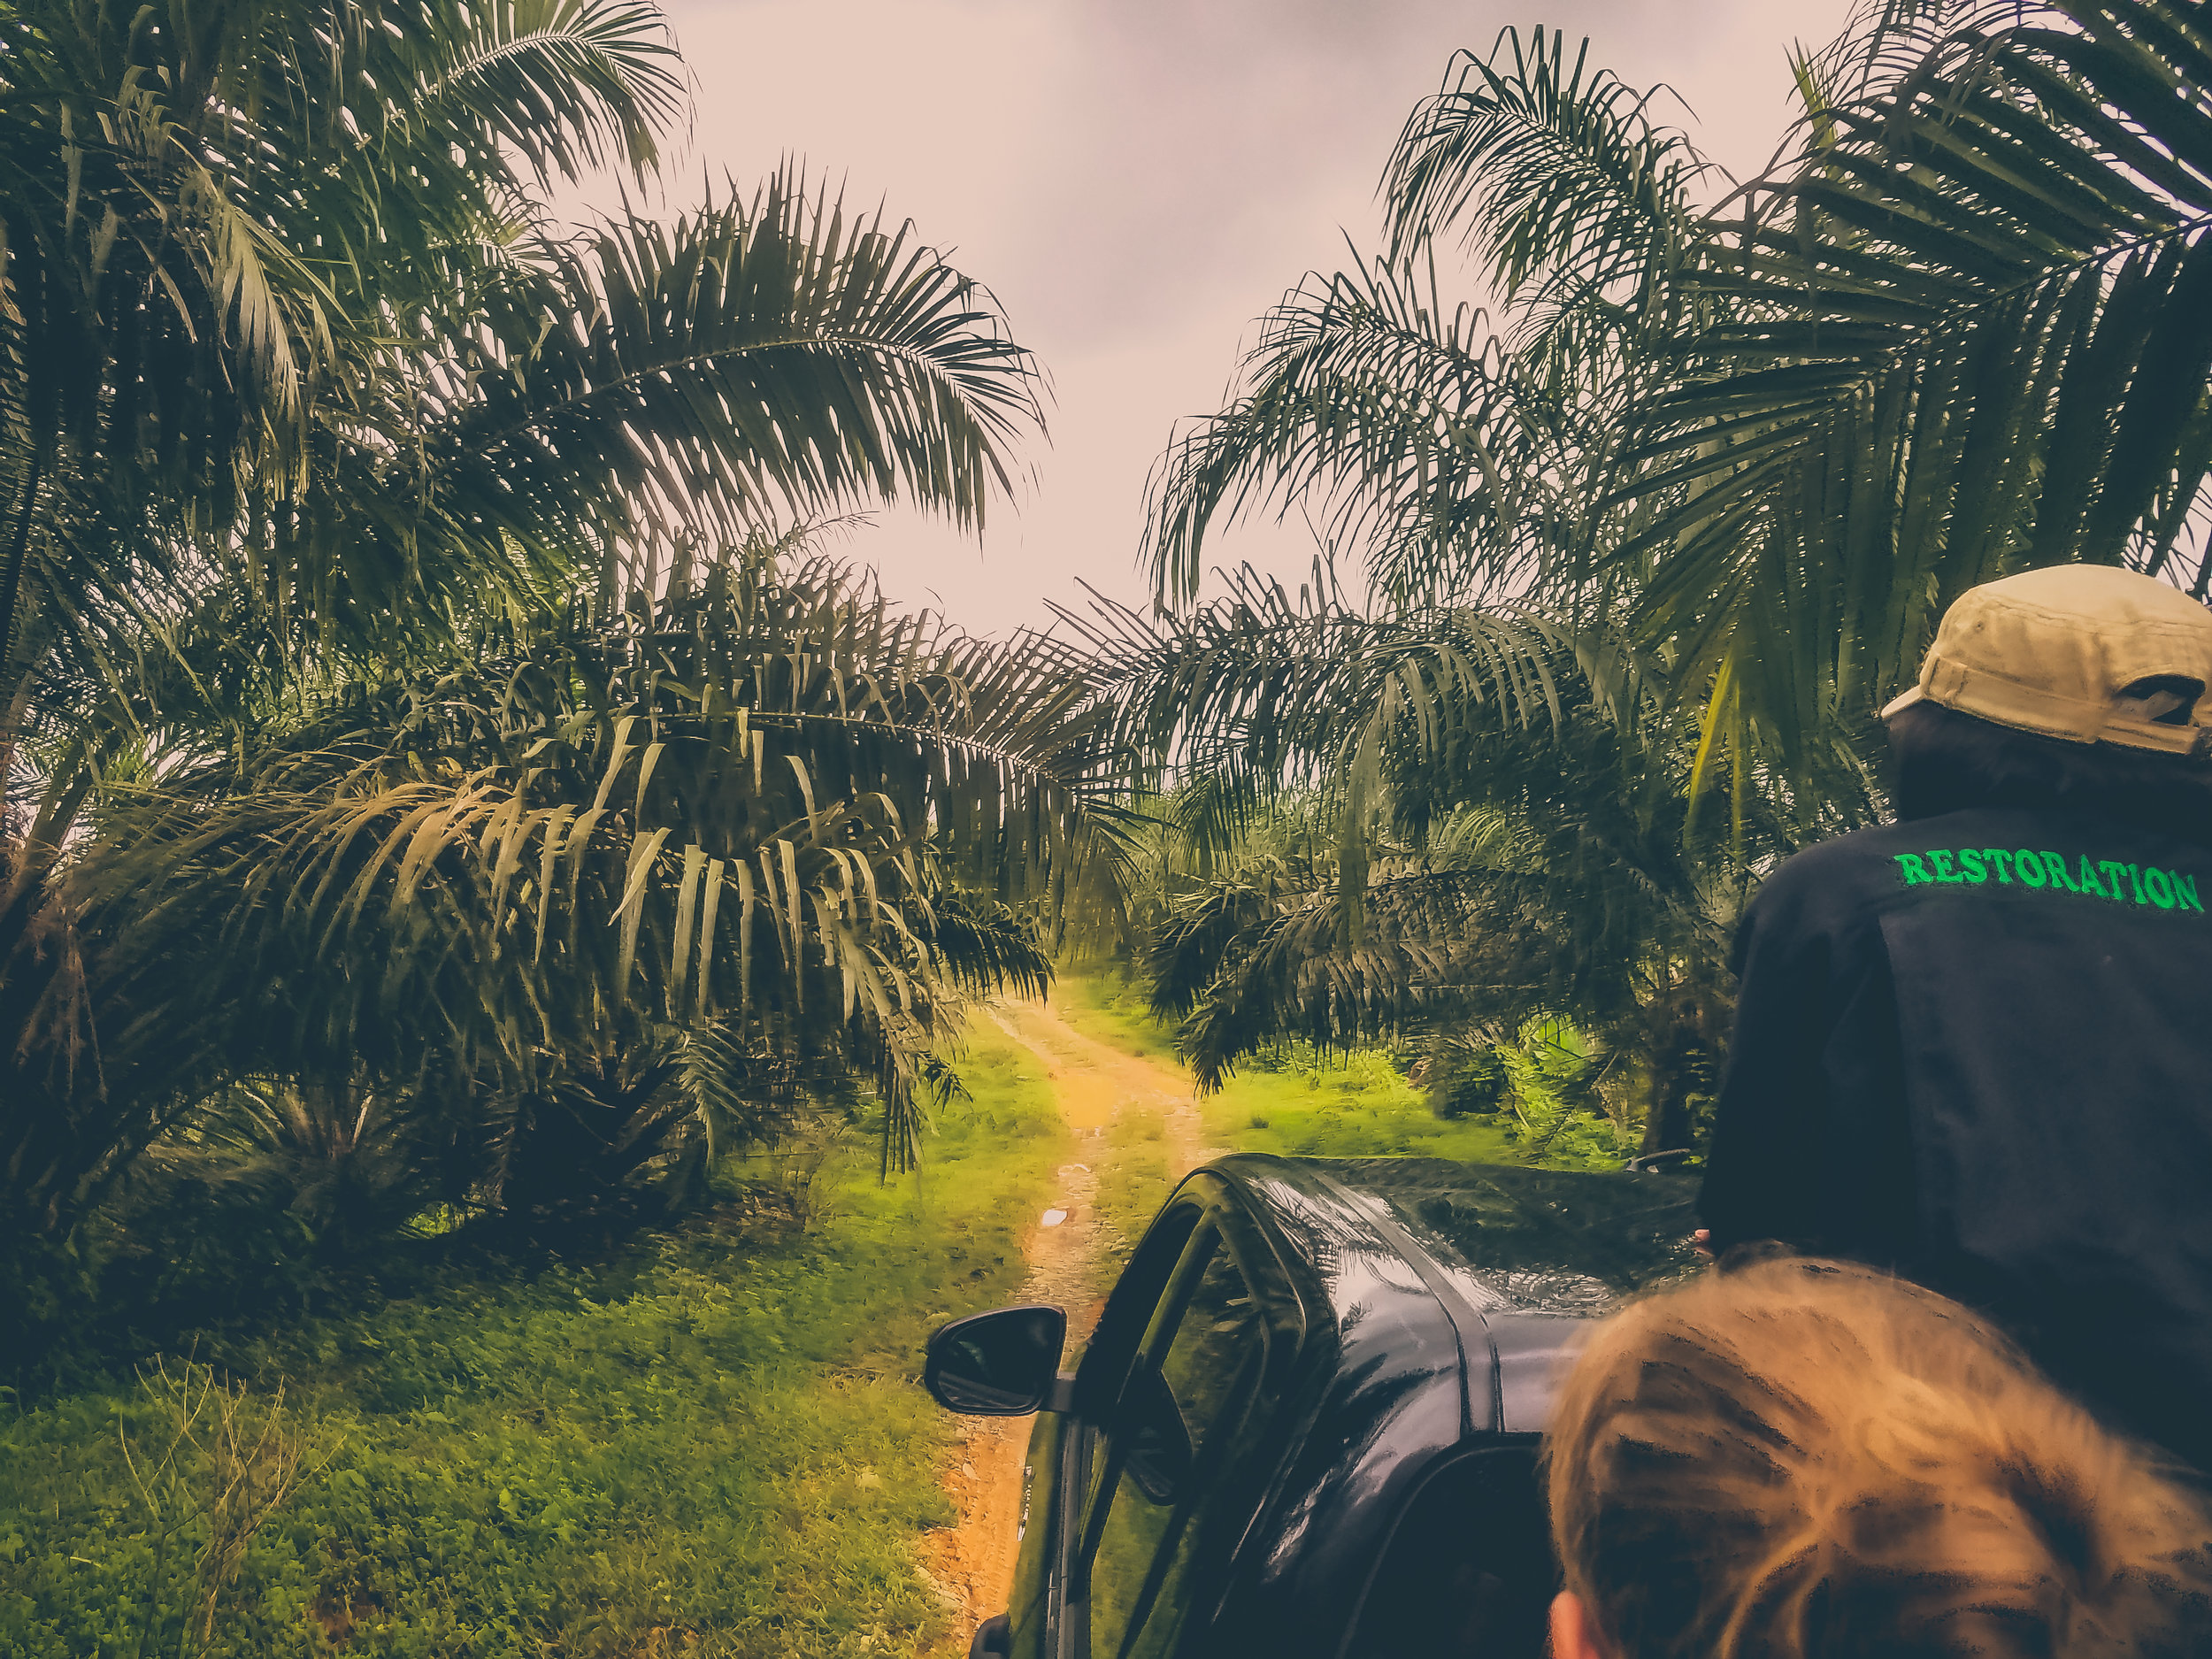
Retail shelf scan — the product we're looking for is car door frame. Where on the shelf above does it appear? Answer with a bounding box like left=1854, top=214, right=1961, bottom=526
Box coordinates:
left=1027, top=1171, right=1305, bottom=1659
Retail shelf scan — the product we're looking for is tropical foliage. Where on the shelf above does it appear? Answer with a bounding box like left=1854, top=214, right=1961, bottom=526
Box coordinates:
left=0, top=0, right=1036, bottom=700
left=1071, top=572, right=1754, bottom=1150
left=0, top=1027, right=1070, bottom=1659
left=1090, top=0, right=2212, bottom=1140
left=0, top=0, right=1105, bottom=1351
left=24, top=549, right=1114, bottom=1271
left=1633, top=0, right=2212, bottom=772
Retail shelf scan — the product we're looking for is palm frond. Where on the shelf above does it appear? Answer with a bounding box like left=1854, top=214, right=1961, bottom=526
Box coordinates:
left=1382, top=25, right=1714, bottom=376
left=1143, top=252, right=1580, bottom=609
left=0, top=0, right=697, bottom=705
left=1068, top=564, right=1641, bottom=789
left=458, top=171, right=1044, bottom=560
left=396, top=0, right=686, bottom=183
left=1617, top=0, right=2212, bottom=778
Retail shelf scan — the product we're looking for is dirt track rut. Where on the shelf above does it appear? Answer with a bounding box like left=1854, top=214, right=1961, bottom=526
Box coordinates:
left=920, top=995, right=1218, bottom=1647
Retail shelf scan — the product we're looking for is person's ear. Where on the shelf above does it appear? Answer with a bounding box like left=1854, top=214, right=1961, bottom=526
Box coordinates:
left=1549, top=1590, right=1614, bottom=1659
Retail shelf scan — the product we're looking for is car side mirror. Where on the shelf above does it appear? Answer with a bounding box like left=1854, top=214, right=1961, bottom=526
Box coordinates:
left=925, top=1303, right=1068, bottom=1416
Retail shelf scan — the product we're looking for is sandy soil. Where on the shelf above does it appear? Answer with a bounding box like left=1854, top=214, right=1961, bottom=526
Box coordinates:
left=919, top=995, right=1220, bottom=1650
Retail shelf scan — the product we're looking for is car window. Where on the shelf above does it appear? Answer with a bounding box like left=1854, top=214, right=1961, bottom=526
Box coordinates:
left=1083, top=1226, right=1267, bottom=1659
left=1342, top=1446, right=1552, bottom=1659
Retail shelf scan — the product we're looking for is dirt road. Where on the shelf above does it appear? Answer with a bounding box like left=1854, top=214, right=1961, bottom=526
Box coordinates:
left=920, top=995, right=1219, bottom=1647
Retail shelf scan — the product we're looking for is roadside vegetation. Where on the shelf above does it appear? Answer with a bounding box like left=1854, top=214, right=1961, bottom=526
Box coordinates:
left=0, top=1022, right=1063, bottom=1659
left=1071, top=0, right=2212, bottom=1158
left=1060, top=973, right=1617, bottom=1169
left=0, top=0, right=2208, bottom=1654
left=0, top=0, right=1115, bottom=1374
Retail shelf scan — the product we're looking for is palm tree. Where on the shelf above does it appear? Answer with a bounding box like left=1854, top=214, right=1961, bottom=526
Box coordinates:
left=0, top=0, right=677, bottom=688
left=1068, top=566, right=1772, bottom=1151
left=1144, top=25, right=1709, bottom=614
left=1109, top=28, right=1750, bottom=1121
left=1616, top=0, right=2212, bottom=777
left=1092, top=2, right=2212, bottom=1130
left=19, top=546, right=1120, bottom=1252
left=0, top=0, right=1066, bottom=1275
left=1146, top=1, right=2212, bottom=782
left=0, top=0, right=1045, bottom=849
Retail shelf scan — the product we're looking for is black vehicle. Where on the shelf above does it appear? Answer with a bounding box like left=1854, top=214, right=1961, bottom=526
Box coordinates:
left=925, top=1154, right=1699, bottom=1659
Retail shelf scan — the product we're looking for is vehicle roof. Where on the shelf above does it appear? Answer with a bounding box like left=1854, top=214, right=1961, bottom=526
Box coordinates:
left=1217, top=1151, right=1701, bottom=1322
left=1201, top=1153, right=1701, bottom=1657
left=1308, top=1155, right=1702, bottom=1309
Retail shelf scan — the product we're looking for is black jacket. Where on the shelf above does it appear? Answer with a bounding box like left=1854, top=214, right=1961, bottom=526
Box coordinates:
left=1701, top=804, right=2212, bottom=1469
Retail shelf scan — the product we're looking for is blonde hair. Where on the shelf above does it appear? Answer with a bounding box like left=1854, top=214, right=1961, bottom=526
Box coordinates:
left=1544, top=1257, right=2212, bottom=1658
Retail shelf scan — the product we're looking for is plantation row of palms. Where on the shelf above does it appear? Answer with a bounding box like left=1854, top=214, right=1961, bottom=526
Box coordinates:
left=1082, top=0, right=2212, bottom=1150
left=1, top=0, right=2208, bottom=1348
left=0, top=0, right=1123, bottom=1345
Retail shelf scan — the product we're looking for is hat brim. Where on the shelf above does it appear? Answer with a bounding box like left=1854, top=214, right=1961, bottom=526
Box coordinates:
left=1878, top=676, right=2201, bottom=753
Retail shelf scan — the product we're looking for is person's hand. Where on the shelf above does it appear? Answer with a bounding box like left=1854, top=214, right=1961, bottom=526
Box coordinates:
left=1693, top=1228, right=1715, bottom=1261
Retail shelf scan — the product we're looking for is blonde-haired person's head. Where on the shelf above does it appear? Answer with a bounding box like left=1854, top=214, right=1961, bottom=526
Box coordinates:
left=1542, top=1256, right=2212, bottom=1659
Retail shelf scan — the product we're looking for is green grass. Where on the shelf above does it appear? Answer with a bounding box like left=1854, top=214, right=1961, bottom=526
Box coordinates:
left=1205, top=1052, right=1520, bottom=1164
left=1043, top=971, right=1174, bottom=1269
left=1050, top=971, right=1181, bottom=1065
left=1052, top=971, right=1553, bottom=1166
left=0, top=1025, right=1065, bottom=1659
left=1088, top=1114, right=1173, bottom=1271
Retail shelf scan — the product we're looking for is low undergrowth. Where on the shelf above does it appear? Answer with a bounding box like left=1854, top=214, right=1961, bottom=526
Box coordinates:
left=1052, top=974, right=1182, bottom=1066
left=1054, top=972, right=1619, bottom=1168
left=0, top=1024, right=1064, bottom=1659
left=1202, top=1049, right=1520, bottom=1164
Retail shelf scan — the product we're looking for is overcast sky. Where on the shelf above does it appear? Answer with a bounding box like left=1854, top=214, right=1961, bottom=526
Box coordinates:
left=595, top=0, right=1857, bottom=636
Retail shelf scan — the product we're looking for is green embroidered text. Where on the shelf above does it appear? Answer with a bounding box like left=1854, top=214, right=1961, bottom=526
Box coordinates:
left=1893, top=849, right=2204, bottom=911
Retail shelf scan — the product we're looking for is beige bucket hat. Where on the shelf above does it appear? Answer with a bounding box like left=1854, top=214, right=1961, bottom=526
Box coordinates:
left=1880, top=565, right=2212, bottom=755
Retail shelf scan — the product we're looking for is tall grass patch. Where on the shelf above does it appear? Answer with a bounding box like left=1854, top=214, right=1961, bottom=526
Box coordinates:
left=1051, top=973, right=1180, bottom=1064
left=1088, top=1114, right=1173, bottom=1271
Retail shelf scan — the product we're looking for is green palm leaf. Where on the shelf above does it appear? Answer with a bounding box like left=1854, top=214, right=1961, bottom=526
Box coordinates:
left=1144, top=25, right=1714, bottom=613
left=1145, top=254, right=1581, bottom=610
left=396, top=0, right=685, bottom=182
left=1616, top=0, right=2212, bottom=778
left=50, top=549, right=1118, bottom=1197
left=1382, top=25, right=1713, bottom=373
left=456, top=172, right=1043, bottom=557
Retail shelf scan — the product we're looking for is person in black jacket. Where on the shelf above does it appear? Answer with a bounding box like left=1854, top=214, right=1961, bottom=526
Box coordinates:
left=1700, top=564, right=2212, bottom=1473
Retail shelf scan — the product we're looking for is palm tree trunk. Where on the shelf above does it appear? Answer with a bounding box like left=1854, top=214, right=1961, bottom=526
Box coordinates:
left=0, top=451, right=42, bottom=680
left=1637, top=979, right=1720, bottom=1158
left=0, top=451, right=42, bottom=828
